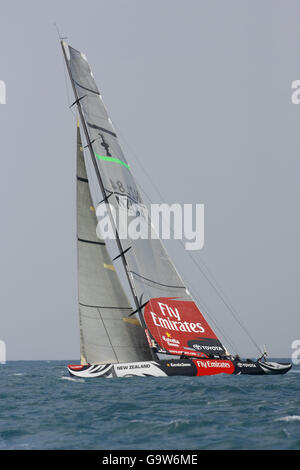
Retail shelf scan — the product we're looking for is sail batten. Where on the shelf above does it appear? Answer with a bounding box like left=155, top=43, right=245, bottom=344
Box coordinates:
left=79, top=303, right=132, bottom=310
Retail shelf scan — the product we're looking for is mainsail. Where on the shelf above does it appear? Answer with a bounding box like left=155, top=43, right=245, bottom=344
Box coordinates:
left=76, top=122, right=151, bottom=364
left=64, top=41, right=226, bottom=361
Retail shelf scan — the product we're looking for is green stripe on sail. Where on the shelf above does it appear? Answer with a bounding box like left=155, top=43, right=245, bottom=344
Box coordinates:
left=95, top=153, right=130, bottom=170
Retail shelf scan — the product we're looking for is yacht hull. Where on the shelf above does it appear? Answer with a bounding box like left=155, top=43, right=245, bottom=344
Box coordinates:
left=68, top=359, right=292, bottom=378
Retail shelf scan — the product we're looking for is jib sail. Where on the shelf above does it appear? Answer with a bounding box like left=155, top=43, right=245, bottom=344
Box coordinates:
left=76, top=122, right=151, bottom=364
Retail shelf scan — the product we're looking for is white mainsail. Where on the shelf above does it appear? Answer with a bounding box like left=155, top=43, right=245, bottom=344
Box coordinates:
left=64, top=41, right=226, bottom=361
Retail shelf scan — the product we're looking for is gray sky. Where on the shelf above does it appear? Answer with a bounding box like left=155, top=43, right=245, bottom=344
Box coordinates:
left=0, top=0, right=299, bottom=359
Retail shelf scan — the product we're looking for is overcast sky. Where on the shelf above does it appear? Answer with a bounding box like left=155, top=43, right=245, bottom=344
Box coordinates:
left=0, top=0, right=299, bottom=359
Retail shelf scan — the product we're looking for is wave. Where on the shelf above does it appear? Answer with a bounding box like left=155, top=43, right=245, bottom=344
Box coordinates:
left=275, top=415, right=300, bottom=423
left=207, top=399, right=228, bottom=405
left=60, top=376, right=85, bottom=383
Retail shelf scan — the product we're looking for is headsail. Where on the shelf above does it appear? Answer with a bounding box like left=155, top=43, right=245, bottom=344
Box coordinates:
left=76, top=122, right=151, bottom=364
left=65, top=42, right=226, bottom=359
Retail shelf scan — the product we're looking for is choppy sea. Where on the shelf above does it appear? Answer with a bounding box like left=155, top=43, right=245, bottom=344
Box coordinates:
left=0, top=359, right=299, bottom=450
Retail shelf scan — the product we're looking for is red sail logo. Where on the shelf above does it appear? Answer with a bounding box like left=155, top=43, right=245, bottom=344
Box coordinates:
left=144, top=297, right=219, bottom=353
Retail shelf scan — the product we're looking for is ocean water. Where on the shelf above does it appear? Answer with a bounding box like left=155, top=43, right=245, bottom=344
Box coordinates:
left=0, top=360, right=299, bottom=450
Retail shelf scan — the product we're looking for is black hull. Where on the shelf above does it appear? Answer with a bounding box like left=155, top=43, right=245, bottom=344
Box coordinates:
left=68, top=359, right=292, bottom=378
left=233, top=360, right=292, bottom=375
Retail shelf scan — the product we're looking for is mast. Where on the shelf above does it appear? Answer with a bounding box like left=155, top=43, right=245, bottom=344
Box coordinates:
left=60, top=41, right=156, bottom=359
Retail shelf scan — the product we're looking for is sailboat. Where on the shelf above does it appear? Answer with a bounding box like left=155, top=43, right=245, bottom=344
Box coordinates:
left=61, top=41, right=291, bottom=378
